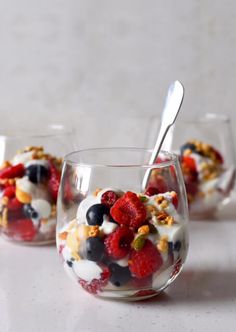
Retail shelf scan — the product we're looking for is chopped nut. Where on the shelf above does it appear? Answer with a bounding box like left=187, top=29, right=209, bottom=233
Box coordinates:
left=93, top=188, right=102, bottom=197
left=155, top=196, right=165, bottom=205
left=157, top=235, right=169, bottom=253
left=88, top=225, right=99, bottom=237
left=1, top=196, right=9, bottom=206
left=183, top=149, right=192, bottom=156
left=0, top=161, right=11, bottom=170
left=15, top=188, right=32, bottom=204
left=50, top=204, right=57, bottom=218
left=157, top=211, right=169, bottom=221
left=59, top=231, right=68, bottom=240
left=2, top=207, right=8, bottom=228
left=146, top=204, right=158, bottom=215
left=166, top=216, right=174, bottom=226
left=138, top=225, right=150, bottom=235
left=160, top=199, right=169, bottom=209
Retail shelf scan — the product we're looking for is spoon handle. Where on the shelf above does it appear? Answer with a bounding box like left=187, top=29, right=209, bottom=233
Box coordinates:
left=141, top=81, right=184, bottom=191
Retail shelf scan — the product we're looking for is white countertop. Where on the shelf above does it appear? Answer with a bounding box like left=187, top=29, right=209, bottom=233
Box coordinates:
left=0, top=198, right=236, bottom=332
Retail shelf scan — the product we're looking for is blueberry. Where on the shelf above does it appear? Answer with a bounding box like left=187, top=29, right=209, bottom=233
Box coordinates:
left=85, top=237, right=105, bottom=261
left=168, top=242, right=174, bottom=253
left=26, top=165, right=49, bottom=184
left=86, top=204, right=109, bottom=226
left=109, top=263, right=132, bottom=287
left=23, top=204, right=39, bottom=219
left=180, top=143, right=196, bottom=155
left=66, top=260, right=73, bottom=267
left=174, top=240, right=182, bottom=252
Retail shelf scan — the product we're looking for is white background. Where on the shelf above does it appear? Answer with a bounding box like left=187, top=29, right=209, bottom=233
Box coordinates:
left=0, top=0, right=236, bottom=149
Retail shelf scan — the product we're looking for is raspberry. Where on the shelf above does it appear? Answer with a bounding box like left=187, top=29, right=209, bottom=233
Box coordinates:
left=181, top=156, right=197, bottom=173
left=170, top=258, right=182, bottom=279
left=3, top=185, right=16, bottom=198
left=144, top=186, right=161, bottom=197
left=146, top=175, right=168, bottom=195
left=129, top=240, right=163, bottom=278
left=212, top=147, right=224, bottom=164
left=101, top=190, right=118, bottom=207
left=133, top=289, right=158, bottom=298
left=0, top=163, right=24, bottom=179
left=104, top=226, right=134, bottom=260
left=79, top=267, right=110, bottom=294
left=110, top=191, right=146, bottom=228
left=48, top=161, right=61, bottom=202
left=171, top=192, right=178, bottom=209
left=7, top=219, right=36, bottom=241
left=7, top=197, right=23, bottom=211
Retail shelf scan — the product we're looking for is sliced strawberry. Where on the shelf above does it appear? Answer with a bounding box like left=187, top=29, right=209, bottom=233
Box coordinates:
left=0, top=163, right=24, bottom=179
left=7, top=218, right=36, bottom=241
left=48, top=161, right=61, bottom=202
left=110, top=191, right=146, bottom=228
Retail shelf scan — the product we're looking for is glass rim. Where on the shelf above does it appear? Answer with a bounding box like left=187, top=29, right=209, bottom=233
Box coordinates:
left=64, top=147, right=179, bottom=168
left=179, top=113, right=230, bottom=124
left=0, top=124, right=74, bottom=139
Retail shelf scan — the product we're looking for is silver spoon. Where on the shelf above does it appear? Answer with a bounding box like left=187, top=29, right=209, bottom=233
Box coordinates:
left=141, top=80, right=184, bottom=191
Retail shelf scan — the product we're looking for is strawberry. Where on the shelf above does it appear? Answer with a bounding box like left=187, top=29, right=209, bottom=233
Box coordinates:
left=48, top=161, right=61, bottom=202
left=110, top=191, right=146, bottom=228
left=104, top=226, right=134, bottom=260
left=79, top=266, right=110, bottom=294
left=7, top=219, right=36, bottom=241
left=0, top=163, right=24, bottom=179
left=129, top=239, right=163, bottom=278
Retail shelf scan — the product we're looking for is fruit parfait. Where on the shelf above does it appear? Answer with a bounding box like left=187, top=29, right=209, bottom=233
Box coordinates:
left=57, top=148, right=189, bottom=300
left=0, top=146, right=63, bottom=244
left=180, top=140, right=235, bottom=218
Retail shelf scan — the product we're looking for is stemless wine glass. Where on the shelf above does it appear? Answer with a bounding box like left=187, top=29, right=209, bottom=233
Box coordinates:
left=56, top=148, right=189, bottom=301
left=163, top=113, right=236, bottom=219
left=0, top=124, right=75, bottom=245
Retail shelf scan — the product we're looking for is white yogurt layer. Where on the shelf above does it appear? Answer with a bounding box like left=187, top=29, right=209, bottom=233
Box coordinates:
left=31, top=199, right=51, bottom=218
left=99, top=215, right=118, bottom=235
left=76, top=195, right=99, bottom=224
left=25, top=159, right=49, bottom=168
left=16, top=176, right=36, bottom=195
left=73, top=260, right=103, bottom=283
left=156, top=224, right=185, bottom=243
left=12, top=151, right=34, bottom=165
left=39, top=218, right=56, bottom=234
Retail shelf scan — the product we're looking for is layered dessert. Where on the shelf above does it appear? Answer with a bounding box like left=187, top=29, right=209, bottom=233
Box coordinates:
left=0, top=146, right=62, bottom=243
left=57, top=187, right=188, bottom=299
left=180, top=140, right=235, bottom=217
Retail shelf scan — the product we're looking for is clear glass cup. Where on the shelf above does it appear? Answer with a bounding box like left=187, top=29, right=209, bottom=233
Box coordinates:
left=164, top=113, right=236, bottom=219
left=0, top=124, right=75, bottom=245
left=56, top=148, right=189, bottom=300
